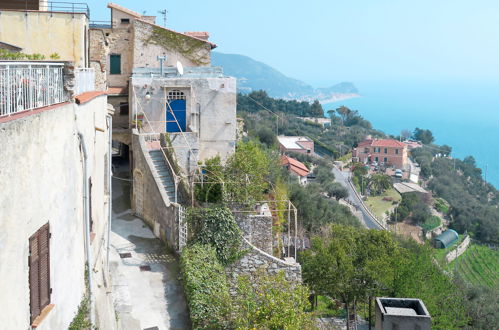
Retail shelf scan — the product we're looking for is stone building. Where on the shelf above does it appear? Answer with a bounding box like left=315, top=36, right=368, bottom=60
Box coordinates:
left=0, top=3, right=115, bottom=328
left=89, top=3, right=218, bottom=149
left=0, top=62, right=116, bottom=329
left=0, top=0, right=90, bottom=66
left=89, top=3, right=236, bottom=251
left=353, top=138, right=409, bottom=169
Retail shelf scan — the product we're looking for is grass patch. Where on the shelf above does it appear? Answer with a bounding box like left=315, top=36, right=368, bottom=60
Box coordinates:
left=366, top=188, right=401, bottom=220
left=421, top=216, right=441, bottom=232
left=434, top=198, right=449, bottom=214
left=447, top=244, right=499, bottom=287
left=337, top=152, right=352, bottom=162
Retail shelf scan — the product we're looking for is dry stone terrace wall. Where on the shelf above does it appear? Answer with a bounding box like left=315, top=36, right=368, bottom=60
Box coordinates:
left=225, top=239, right=302, bottom=292
left=235, top=214, right=273, bottom=254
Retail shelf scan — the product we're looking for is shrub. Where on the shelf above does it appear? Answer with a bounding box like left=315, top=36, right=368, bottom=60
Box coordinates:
left=186, top=206, right=242, bottom=265
left=180, top=244, right=231, bottom=329
left=232, top=271, right=312, bottom=329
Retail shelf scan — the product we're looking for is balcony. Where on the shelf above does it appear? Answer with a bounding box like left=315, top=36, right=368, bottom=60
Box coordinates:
left=0, top=62, right=67, bottom=117
left=0, top=1, right=90, bottom=17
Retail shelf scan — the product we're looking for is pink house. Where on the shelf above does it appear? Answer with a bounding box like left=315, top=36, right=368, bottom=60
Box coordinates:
left=352, top=138, right=408, bottom=169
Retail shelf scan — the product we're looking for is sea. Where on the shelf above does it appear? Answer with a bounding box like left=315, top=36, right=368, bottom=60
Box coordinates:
left=324, top=80, right=499, bottom=188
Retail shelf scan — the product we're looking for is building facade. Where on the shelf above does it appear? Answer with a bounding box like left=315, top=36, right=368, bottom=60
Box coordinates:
left=353, top=138, right=408, bottom=169
left=278, top=136, right=315, bottom=155
left=375, top=297, right=431, bottom=330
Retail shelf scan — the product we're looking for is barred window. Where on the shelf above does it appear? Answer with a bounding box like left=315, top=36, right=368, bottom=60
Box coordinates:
left=167, top=90, right=186, bottom=100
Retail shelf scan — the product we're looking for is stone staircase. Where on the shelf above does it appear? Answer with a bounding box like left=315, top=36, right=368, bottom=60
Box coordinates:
left=148, top=149, right=179, bottom=203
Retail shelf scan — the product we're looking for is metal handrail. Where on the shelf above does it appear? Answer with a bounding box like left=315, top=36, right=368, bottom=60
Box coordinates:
left=0, top=1, right=90, bottom=17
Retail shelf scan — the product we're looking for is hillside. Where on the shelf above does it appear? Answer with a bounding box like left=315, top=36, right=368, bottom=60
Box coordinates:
left=212, top=52, right=359, bottom=102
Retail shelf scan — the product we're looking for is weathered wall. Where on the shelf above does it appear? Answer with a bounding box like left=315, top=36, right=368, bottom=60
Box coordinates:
left=132, top=20, right=211, bottom=68
left=0, top=95, right=115, bottom=329
left=0, top=11, right=87, bottom=66
left=225, top=239, right=302, bottom=292
left=235, top=215, right=273, bottom=254
left=445, top=235, right=471, bottom=263
left=131, top=130, right=179, bottom=249
left=131, top=75, right=236, bottom=163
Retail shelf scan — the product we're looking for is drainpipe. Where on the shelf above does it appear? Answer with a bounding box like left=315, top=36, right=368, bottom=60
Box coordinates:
left=78, top=133, right=95, bottom=326
left=106, top=115, right=112, bottom=273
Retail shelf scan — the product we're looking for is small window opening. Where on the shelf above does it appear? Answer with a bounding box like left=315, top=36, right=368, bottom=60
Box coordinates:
left=121, top=18, right=130, bottom=24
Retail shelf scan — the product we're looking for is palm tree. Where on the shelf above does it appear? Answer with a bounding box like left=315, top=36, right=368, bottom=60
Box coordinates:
left=368, top=174, right=392, bottom=196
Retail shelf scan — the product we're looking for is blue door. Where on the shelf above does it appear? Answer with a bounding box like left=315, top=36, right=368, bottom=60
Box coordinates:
left=166, top=99, right=186, bottom=132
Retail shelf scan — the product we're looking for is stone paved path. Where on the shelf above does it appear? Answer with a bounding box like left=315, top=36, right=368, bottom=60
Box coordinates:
left=110, top=159, right=190, bottom=330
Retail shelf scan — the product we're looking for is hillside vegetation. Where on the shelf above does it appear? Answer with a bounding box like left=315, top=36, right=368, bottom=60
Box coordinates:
left=448, top=244, right=499, bottom=288
left=213, top=52, right=358, bottom=101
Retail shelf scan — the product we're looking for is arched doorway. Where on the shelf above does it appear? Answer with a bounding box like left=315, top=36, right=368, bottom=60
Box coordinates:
left=166, top=90, right=186, bottom=132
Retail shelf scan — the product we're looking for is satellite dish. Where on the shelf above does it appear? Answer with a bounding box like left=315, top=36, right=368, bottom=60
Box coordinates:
left=176, top=61, right=184, bottom=76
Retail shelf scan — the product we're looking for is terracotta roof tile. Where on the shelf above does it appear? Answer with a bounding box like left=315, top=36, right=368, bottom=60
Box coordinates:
left=281, top=155, right=309, bottom=177
left=75, top=91, right=106, bottom=105
left=358, top=138, right=406, bottom=148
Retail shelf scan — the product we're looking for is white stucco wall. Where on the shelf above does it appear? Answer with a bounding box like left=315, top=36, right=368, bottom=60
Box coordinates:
left=0, top=95, right=114, bottom=329
left=130, top=75, right=236, bottom=163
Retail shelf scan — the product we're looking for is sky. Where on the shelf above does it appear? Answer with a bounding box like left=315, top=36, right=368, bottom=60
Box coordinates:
left=87, top=0, right=499, bottom=86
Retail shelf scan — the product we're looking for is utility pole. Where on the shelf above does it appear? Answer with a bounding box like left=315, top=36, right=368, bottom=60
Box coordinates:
left=158, top=9, right=168, bottom=27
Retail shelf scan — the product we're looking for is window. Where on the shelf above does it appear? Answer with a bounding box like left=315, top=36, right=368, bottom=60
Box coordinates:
left=121, top=18, right=130, bottom=24
left=110, top=54, right=121, bottom=75
left=375, top=156, right=379, bottom=162
left=29, top=223, right=51, bottom=323
left=119, top=102, right=129, bottom=115
left=384, top=148, right=388, bottom=154
left=364, top=147, right=369, bottom=153
left=384, top=157, right=388, bottom=162
left=395, top=149, right=399, bottom=155
left=167, top=90, right=186, bottom=100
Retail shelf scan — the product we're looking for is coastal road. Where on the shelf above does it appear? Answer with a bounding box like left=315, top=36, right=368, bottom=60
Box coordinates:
left=332, top=166, right=383, bottom=230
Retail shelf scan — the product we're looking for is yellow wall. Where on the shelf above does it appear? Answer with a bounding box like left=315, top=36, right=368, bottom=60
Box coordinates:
left=0, top=11, right=87, bottom=66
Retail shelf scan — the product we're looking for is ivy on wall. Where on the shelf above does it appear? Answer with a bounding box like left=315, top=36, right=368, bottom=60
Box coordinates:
left=145, top=26, right=209, bottom=66
left=186, top=206, right=243, bottom=265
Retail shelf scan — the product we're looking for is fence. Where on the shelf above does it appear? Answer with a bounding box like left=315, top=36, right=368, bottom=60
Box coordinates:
left=74, top=68, right=95, bottom=95
left=0, top=62, right=67, bottom=117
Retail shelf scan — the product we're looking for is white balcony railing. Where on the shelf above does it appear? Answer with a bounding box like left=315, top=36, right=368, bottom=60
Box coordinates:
left=74, top=67, right=95, bottom=95
left=0, top=62, right=66, bottom=117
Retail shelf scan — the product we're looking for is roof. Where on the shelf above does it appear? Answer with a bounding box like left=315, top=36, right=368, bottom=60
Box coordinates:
left=435, top=229, right=459, bottom=248
left=75, top=91, right=107, bottom=105
left=107, top=2, right=142, bottom=18
left=107, top=3, right=217, bottom=48
left=135, top=18, right=217, bottom=49
left=281, top=155, right=309, bottom=177
left=184, top=31, right=210, bottom=40
left=278, top=136, right=312, bottom=150
left=0, top=41, right=22, bottom=52
left=358, top=138, right=406, bottom=148
left=393, top=182, right=427, bottom=194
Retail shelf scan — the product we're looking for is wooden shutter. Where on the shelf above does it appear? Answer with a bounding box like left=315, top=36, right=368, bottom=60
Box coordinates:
left=29, top=223, right=50, bottom=323
left=110, top=54, right=121, bottom=74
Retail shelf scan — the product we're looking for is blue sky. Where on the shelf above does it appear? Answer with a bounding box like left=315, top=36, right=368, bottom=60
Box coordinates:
left=87, top=0, right=499, bottom=86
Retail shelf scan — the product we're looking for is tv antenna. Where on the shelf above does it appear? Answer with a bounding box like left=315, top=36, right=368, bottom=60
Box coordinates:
left=158, top=9, right=168, bottom=27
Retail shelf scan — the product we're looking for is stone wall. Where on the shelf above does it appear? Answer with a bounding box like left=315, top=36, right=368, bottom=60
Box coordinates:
left=131, top=130, right=180, bottom=250
left=445, top=235, right=471, bottom=263
left=225, top=239, right=302, bottom=291
left=132, top=19, right=211, bottom=68
left=235, top=214, right=273, bottom=255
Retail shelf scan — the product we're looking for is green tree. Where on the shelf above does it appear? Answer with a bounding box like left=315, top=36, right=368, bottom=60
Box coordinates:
left=325, top=182, right=349, bottom=200
left=232, top=271, right=312, bottom=329
left=413, top=127, right=435, bottom=144
left=224, top=140, right=272, bottom=204
left=310, top=100, right=324, bottom=117
left=301, top=225, right=400, bottom=329
left=367, top=174, right=392, bottom=196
